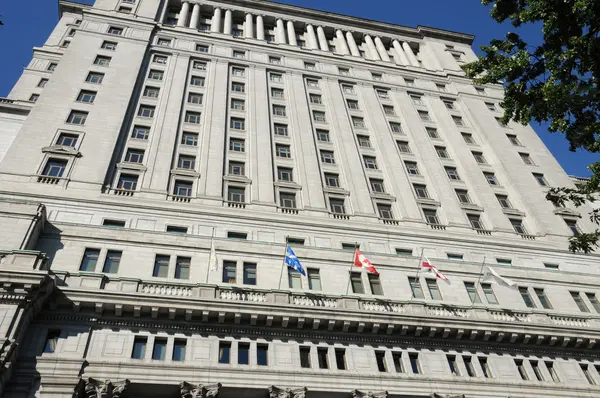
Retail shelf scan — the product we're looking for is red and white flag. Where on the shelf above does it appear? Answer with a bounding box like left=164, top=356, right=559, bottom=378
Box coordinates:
left=354, top=249, right=379, bottom=275
left=421, top=257, right=449, bottom=282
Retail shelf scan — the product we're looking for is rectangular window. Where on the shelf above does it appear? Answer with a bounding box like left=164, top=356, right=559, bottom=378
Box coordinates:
left=375, top=351, right=387, bottom=372
left=42, top=330, right=61, bottom=354
left=329, top=198, right=346, bottom=215
left=453, top=116, right=466, bottom=126
left=519, top=287, right=536, bottom=308
left=368, top=274, right=384, bottom=295
left=231, top=82, right=245, bottom=93
left=243, top=263, right=257, bottom=285
left=184, top=111, right=201, bottom=124
left=445, top=167, right=460, bottom=181
left=230, top=67, right=244, bottom=77
left=481, top=283, right=498, bottom=304
left=370, top=178, right=385, bottom=193
left=227, top=186, right=245, bottom=203
left=414, top=184, right=429, bottom=199
left=565, top=219, right=580, bottom=235
left=335, top=349, right=346, bottom=370
left=363, top=156, right=378, bottom=170
left=372, top=73, right=383, bottom=81
left=465, top=282, right=482, bottom=303
left=464, top=356, right=476, bottom=377
left=317, top=129, right=329, bottom=142
left=306, top=79, right=319, bottom=88
left=143, top=86, right=160, bottom=99
left=238, top=343, right=250, bottom=365
left=38, top=78, right=49, bottom=88
left=152, top=255, right=170, bottom=278
left=534, top=288, right=552, bottom=309
left=352, top=117, right=365, bottom=128
left=462, top=133, right=475, bottom=144
left=279, top=192, right=296, bottom=209
left=269, top=56, right=281, bottom=64
left=273, top=105, right=286, bottom=117
left=546, top=362, right=560, bottom=382
left=405, top=78, right=415, bottom=86
left=125, top=149, right=144, bottom=163
left=137, top=105, right=155, bottom=118
left=320, top=150, right=335, bottom=164
left=409, top=353, right=420, bottom=374
left=228, top=161, right=245, bottom=176
left=187, top=92, right=203, bottom=105
left=405, top=161, right=419, bottom=175
left=177, top=155, right=196, bottom=170
left=397, top=141, right=411, bottom=153
left=288, top=267, right=301, bottom=289
left=408, top=277, right=424, bottom=299
left=313, top=111, right=326, bottom=122
left=346, top=99, right=359, bottom=110
left=277, top=167, right=293, bottom=182
left=56, top=133, right=78, bottom=147
left=41, top=158, right=67, bottom=178
left=317, top=347, right=329, bottom=369
left=117, top=174, right=138, bottom=191
left=196, top=44, right=209, bottom=53
left=392, top=352, right=403, bottom=373
left=484, top=172, right=498, bottom=186
left=496, top=195, right=512, bottom=209
left=173, top=340, right=186, bottom=361
left=310, top=94, right=323, bottom=104
left=270, top=73, right=282, bottom=82
left=222, top=261, right=237, bottom=283
left=447, top=355, right=459, bottom=375
left=190, top=76, right=205, bottom=87
left=426, top=279, right=442, bottom=300
left=376, top=89, right=389, bottom=99
left=468, top=214, right=484, bottom=230
left=396, top=248, right=413, bottom=256
left=520, top=153, right=534, bottom=165
left=515, top=359, right=528, bottom=380
left=131, top=336, right=147, bottom=359
left=418, top=110, right=431, bottom=121
left=350, top=272, right=364, bottom=294
left=271, top=88, right=284, bottom=99
left=586, top=293, right=600, bottom=313
left=325, top=173, right=340, bottom=188
left=80, top=248, right=100, bottom=272
left=357, top=135, right=371, bottom=148
left=389, top=122, right=402, bottom=133
left=274, top=124, right=288, bottom=136
left=29, top=94, right=39, bottom=102
left=257, top=344, right=268, bottom=366
left=410, top=94, right=424, bottom=105
left=174, top=180, right=193, bottom=197
left=435, top=146, right=450, bottom=159
left=94, top=55, right=111, bottom=66
left=67, top=110, right=88, bottom=125
left=339, top=68, right=350, bottom=75
left=175, top=256, right=191, bottom=280
left=166, top=226, right=188, bottom=234
left=533, top=173, right=548, bottom=186
left=472, top=152, right=487, bottom=164
left=510, top=219, right=527, bottom=234
left=383, top=105, right=395, bottom=115
left=86, top=71, right=105, bottom=84
left=218, top=341, right=231, bottom=364
left=230, top=118, right=245, bottom=130
left=479, top=357, right=492, bottom=378
left=229, top=98, right=245, bottom=111
left=276, top=144, right=291, bottom=158
left=423, top=208, right=440, bottom=225
left=307, top=268, right=321, bottom=291
left=426, top=127, right=439, bottom=139
left=571, top=291, right=589, bottom=312
left=229, top=138, right=245, bottom=152
left=147, top=70, right=163, bottom=81
left=531, top=361, right=544, bottom=381
left=581, top=364, right=595, bottom=385
left=152, top=338, right=167, bottom=360
left=153, top=55, right=167, bottom=64
left=101, top=41, right=117, bottom=50
left=300, top=346, right=311, bottom=368
left=76, top=90, right=97, bottom=103
left=227, top=232, right=247, bottom=240
left=102, top=250, right=121, bottom=273
left=103, top=219, right=125, bottom=228
left=108, top=26, right=124, bottom=35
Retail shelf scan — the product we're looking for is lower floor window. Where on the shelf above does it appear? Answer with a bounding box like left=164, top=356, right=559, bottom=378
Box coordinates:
left=42, top=159, right=67, bottom=177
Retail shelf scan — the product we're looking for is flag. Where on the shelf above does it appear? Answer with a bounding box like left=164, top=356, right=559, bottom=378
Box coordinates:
left=421, top=257, right=449, bottom=282
left=285, top=246, right=306, bottom=276
left=354, top=249, right=379, bottom=275
left=209, top=238, right=218, bottom=271
left=482, top=266, right=516, bottom=288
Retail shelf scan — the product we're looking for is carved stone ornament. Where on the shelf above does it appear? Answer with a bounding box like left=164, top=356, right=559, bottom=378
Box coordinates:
left=351, top=390, right=388, bottom=398
left=180, top=382, right=222, bottom=398
left=430, top=394, right=466, bottom=398
left=82, top=378, right=130, bottom=398
left=269, top=385, right=308, bottom=398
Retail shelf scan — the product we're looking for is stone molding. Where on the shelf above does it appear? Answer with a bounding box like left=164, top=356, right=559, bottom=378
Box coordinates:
left=269, top=385, right=308, bottom=398
left=79, top=378, right=130, bottom=398
left=180, top=382, right=222, bottom=398
left=430, top=394, right=466, bottom=398
left=352, top=389, right=388, bottom=398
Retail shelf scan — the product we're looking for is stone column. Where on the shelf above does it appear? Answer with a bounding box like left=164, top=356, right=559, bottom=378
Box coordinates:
left=374, top=36, right=391, bottom=61
left=403, top=41, right=420, bottom=66
left=245, top=13, right=254, bottom=38
left=392, top=39, right=410, bottom=65
left=189, top=3, right=201, bottom=30
left=211, top=7, right=222, bottom=33
left=177, top=1, right=190, bottom=27
left=287, top=20, right=297, bottom=46
left=306, top=24, right=319, bottom=50
left=346, top=32, right=361, bottom=57
left=223, top=9, right=233, bottom=35
left=276, top=19, right=286, bottom=43
left=335, top=29, right=350, bottom=55
left=364, top=35, right=380, bottom=60
left=256, top=15, right=265, bottom=40
left=317, top=26, right=330, bottom=51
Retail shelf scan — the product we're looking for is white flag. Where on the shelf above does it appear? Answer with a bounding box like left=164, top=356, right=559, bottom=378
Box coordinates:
left=209, top=239, right=218, bottom=271
left=482, top=266, right=516, bottom=288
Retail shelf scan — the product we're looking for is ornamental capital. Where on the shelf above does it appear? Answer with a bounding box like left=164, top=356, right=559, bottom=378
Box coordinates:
left=81, top=378, right=130, bottom=398
left=430, top=394, right=466, bottom=398
left=351, top=390, right=388, bottom=398
left=180, top=382, right=222, bottom=398
left=268, top=385, right=308, bottom=398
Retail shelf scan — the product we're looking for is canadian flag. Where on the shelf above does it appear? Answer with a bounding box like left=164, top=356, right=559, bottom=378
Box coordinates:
left=421, top=257, right=450, bottom=282
left=354, top=249, right=379, bottom=275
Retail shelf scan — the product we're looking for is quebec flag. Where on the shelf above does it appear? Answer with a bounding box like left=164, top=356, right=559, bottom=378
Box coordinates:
left=285, top=246, right=306, bottom=276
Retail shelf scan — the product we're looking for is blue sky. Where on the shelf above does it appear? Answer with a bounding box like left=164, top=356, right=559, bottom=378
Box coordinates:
left=0, top=0, right=595, bottom=177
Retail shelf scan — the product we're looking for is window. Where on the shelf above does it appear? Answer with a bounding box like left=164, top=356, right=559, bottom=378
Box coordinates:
left=143, top=87, right=160, bottom=99
left=274, top=124, right=289, bottom=136
left=414, top=184, right=429, bottom=199
left=108, top=26, right=123, bottom=35
left=383, top=105, right=395, bottom=115
left=288, top=266, right=302, bottom=288
left=172, top=340, right=186, bottom=362
left=507, top=134, right=521, bottom=146
left=325, top=173, right=340, bottom=188
left=230, top=118, right=245, bottom=130
left=496, top=258, right=512, bottom=266
left=228, top=186, right=245, bottom=203
left=468, top=214, right=484, bottom=230
left=346, top=99, right=359, bottom=110
left=519, top=287, right=536, bottom=308
left=42, top=158, right=67, bottom=178
left=230, top=99, right=245, bottom=111
left=228, top=161, right=245, bottom=176
left=229, top=138, right=245, bottom=152
left=581, top=364, right=595, bottom=385
left=426, top=128, right=439, bottom=139
left=276, top=144, right=291, bottom=158
left=342, top=85, right=355, bottom=94
left=277, top=167, right=293, bottom=182
left=426, top=279, right=442, bottom=300
left=368, top=273, right=384, bottom=295
left=392, top=352, right=404, bottom=373
left=480, top=358, right=492, bottom=378
left=571, top=291, right=589, bottom=312
left=102, top=250, right=121, bottom=273
left=447, top=355, right=459, bottom=375
left=188, top=92, right=203, bottom=105
left=377, top=89, right=389, bottom=99
left=308, top=94, right=323, bottom=105
left=510, top=218, right=527, bottom=234
left=313, top=111, right=326, bottom=122
left=117, top=174, right=138, bottom=191
left=464, top=282, right=482, bottom=303
left=405, top=161, right=419, bottom=175
left=462, top=133, right=475, bottom=144
left=389, top=122, right=402, bottom=133
left=270, top=73, right=282, bottom=82
left=334, top=349, right=346, bottom=370
left=424, top=209, right=440, bottom=225
left=184, top=111, right=201, bottom=124
left=409, top=353, right=420, bottom=374
left=147, top=70, right=163, bottom=81
left=363, top=156, right=378, bottom=170
left=443, top=99, right=456, bottom=110
left=271, top=88, right=284, bottom=99
left=190, top=76, right=205, bottom=87
left=66, top=110, right=88, bottom=125
left=397, top=140, right=411, bottom=153
left=222, top=261, right=237, bottom=284
left=317, top=348, right=329, bottom=369
left=534, top=288, right=552, bottom=309
left=304, top=62, right=316, bottom=70
left=303, top=268, right=321, bottom=291
left=409, top=277, right=424, bottom=299
left=29, top=94, right=40, bottom=102
left=312, top=130, right=329, bottom=143
left=269, top=56, right=281, bottom=64
left=131, top=337, right=147, bottom=359
left=227, top=232, right=247, bottom=240
left=300, top=347, right=311, bottom=368
left=218, top=341, right=231, bottom=364
left=445, top=167, right=460, bottom=181
left=153, top=55, right=168, bottom=65
left=174, top=256, right=190, bottom=280
left=193, top=44, right=208, bottom=53
left=375, top=351, right=387, bottom=372
left=242, top=263, right=257, bottom=285
left=356, top=135, right=371, bottom=148
left=515, top=359, right=528, bottom=380
left=56, top=133, right=78, bottom=147
left=396, top=248, right=413, bottom=256
left=151, top=338, right=167, bottom=361
left=46, top=62, right=58, bottom=72
left=496, top=117, right=508, bottom=127
left=405, top=78, right=415, bottom=87
left=320, top=150, right=335, bottom=164
left=451, top=116, right=465, bottom=126
left=370, top=179, right=385, bottom=193
left=181, top=132, right=198, bottom=146
left=103, top=219, right=125, bottom=228
left=257, top=344, right=269, bottom=366
left=152, top=255, right=170, bottom=278
left=93, top=55, right=111, bottom=67
left=533, top=173, right=548, bottom=186
left=418, top=110, right=431, bottom=121
left=339, top=68, right=350, bottom=76
left=544, top=262, right=559, bottom=270
left=174, top=180, right=193, bottom=197
left=472, top=152, right=486, bottom=164
left=231, top=67, right=244, bottom=77
left=372, top=73, right=383, bottom=81
left=330, top=198, right=345, bottom=215
left=481, top=283, right=498, bottom=304
left=137, top=105, right=155, bottom=118
left=279, top=192, right=296, bottom=209
left=546, top=362, right=560, bottom=382
left=435, top=146, right=450, bottom=159
left=484, top=172, right=498, bottom=186
left=101, top=41, right=117, bottom=50
left=352, top=117, right=365, bottom=128
left=496, top=195, right=512, bottom=209
left=520, top=153, right=534, bottom=165
left=529, top=361, right=544, bottom=381
left=38, top=78, right=49, bottom=88
left=447, top=253, right=463, bottom=261
left=61, top=40, right=71, bottom=48
left=377, top=203, right=394, bottom=220
left=273, top=105, right=286, bottom=117
left=166, top=226, right=188, bottom=234
left=586, top=293, right=600, bottom=313
left=231, top=82, right=245, bottom=93
left=350, top=272, right=364, bottom=294
left=125, top=149, right=144, bottom=163
left=79, top=248, right=100, bottom=272
left=306, top=79, right=319, bottom=88
left=464, top=356, right=476, bottom=377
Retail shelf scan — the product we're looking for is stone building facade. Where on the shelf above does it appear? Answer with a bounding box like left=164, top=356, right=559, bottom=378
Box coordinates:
left=0, top=0, right=599, bottom=397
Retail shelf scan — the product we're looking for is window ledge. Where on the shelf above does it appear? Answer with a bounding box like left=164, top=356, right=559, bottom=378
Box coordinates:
left=371, top=193, right=396, bottom=202
left=41, top=145, right=81, bottom=157
left=553, top=208, right=581, bottom=218
left=417, top=198, right=441, bottom=207
left=171, top=169, right=200, bottom=178
left=275, top=181, right=302, bottom=190
left=323, top=187, right=350, bottom=196
left=116, top=162, right=147, bottom=172
left=502, top=208, right=526, bottom=217
left=460, top=203, right=484, bottom=212
left=223, top=175, right=251, bottom=185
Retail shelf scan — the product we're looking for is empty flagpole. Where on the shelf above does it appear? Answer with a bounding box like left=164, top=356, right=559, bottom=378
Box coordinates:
left=345, top=242, right=358, bottom=295
left=470, top=256, right=486, bottom=308
left=409, top=248, right=425, bottom=301
left=205, top=227, right=215, bottom=283
left=277, top=236, right=288, bottom=290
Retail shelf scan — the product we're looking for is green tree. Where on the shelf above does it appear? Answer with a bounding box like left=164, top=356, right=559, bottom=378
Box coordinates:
left=463, top=0, right=600, bottom=253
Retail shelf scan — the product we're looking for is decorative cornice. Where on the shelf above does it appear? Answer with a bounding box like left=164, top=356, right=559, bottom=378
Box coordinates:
left=78, top=378, right=130, bottom=398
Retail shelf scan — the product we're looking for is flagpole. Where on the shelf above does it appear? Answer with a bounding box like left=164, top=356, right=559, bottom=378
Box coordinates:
left=277, top=237, right=288, bottom=290
left=345, top=242, right=358, bottom=295
left=205, top=227, right=215, bottom=283
left=409, top=248, right=424, bottom=301
left=470, top=256, right=487, bottom=308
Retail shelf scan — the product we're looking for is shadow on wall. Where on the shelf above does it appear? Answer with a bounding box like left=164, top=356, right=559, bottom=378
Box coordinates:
left=35, top=222, right=65, bottom=268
